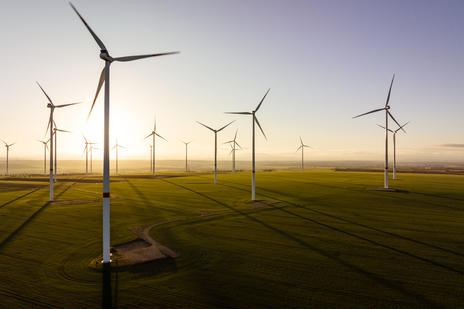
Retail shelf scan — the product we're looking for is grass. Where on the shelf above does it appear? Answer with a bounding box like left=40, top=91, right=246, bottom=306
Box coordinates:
left=0, top=170, right=462, bottom=308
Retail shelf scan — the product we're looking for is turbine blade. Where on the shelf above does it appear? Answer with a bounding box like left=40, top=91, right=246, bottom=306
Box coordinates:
left=299, top=136, right=303, bottom=146
left=235, top=141, right=242, bottom=149
left=69, top=2, right=107, bottom=51
left=155, top=132, right=168, bottom=142
left=36, top=82, right=54, bottom=105
left=296, top=146, right=302, bottom=152
left=224, top=112, right=252, bottom=115
left=88, top=67, right=105, bottom=121
left=83, top=135, right=88, bottom=143
left=377, top=124, right=393, bottom=133
left=45, top=114, right=52, bottom=135
left=56, top=129, right=71, bottom=133
left=223, top=140, right=234, bottom=144
left=254, top=88, right=270, bottom=112
left=234, top=129, right=238, bottom=141
left=217, top=120, right=235, bottom=132
left=352, top=107, right=385, bottom=119
left=196, top=121, right=215, bottom=132
left=387, top=111, right=405, bottom=132
left=113, top=52, right=179, bottom=62
left=144, top=132, right=154, bottom=139
left=385, top=74, right=395, bottom=107
left=254, top=117, right=267, bottom=140
left=304, top=145, right=312, bottom=148
left=55, top=102, right=81, bottom=108
left=396, top=121, right=410, bottom=133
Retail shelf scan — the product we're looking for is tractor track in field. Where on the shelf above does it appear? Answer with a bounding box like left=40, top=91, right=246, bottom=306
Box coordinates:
left=0, top=287, right=63, bottom=309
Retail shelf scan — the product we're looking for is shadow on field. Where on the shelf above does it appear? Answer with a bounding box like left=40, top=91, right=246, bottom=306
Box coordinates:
left=161, top=179, right=443, bottom=308
left=0, top=182, right=75, bottom=250
left=218, top=178, right=464, bottom=256
left=0, top=186, right=44, bottom=209
left=216, top=180, right=464, bottom=273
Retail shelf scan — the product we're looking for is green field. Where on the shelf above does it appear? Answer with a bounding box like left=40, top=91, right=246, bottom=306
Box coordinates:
left=0, top=170, right=463, bottom=308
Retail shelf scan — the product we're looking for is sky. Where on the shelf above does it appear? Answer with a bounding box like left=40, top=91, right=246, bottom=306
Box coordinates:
left=0, top=0, right=463, bottom=162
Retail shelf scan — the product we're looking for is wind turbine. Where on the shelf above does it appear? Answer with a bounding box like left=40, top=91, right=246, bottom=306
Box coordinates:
left=38, top=139, right=50, bottom=175
left=113, top=138, right=126, bottom=175
left=144, top=119, right=167, bottom=176
left=180, top=140, right=192, bottom=172
left=197, top=121, right=235, bottom=184
left=225, top=89, right=270, bottom=200
left=83, top=136, right=96, bottom=176
left=377, top=122, right=409, bottom=180
left=37, top=82, right=80, bottom=201
left=353, top=74, right=405, bottom=189
left=2, top=141, right=15, bottom=176
left=296, top=137, right=312, bottom=171
left=53, top=121, right=71, bottom=182
left=70, top=2, right=178, bottom=265
left=224, top=129, right=241, bottom=173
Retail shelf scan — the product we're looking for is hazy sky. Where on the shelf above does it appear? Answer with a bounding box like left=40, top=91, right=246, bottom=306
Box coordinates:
left=0, top=0, right=463, bottom=162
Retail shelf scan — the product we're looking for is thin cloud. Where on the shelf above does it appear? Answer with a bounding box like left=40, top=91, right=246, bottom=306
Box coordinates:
left=440, top=144, right=464, bottom=148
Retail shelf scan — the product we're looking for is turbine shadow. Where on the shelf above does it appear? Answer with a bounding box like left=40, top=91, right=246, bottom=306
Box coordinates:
left=161, top=179, right=442, bottom=308
left=215, top=180, right=464, bottom=274
left=0, top=182, right=76, bottom=250
left=0, top=186, right=44, bottom=209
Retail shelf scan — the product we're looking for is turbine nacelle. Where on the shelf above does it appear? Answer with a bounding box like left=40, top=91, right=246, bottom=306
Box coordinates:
left=100, top=50, right=113, bottom=62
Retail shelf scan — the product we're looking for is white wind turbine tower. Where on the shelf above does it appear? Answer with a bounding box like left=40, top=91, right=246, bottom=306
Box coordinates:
left=53, top=121, right=71, bottom=182
left=113, top=138, right=126, bottom=175
left=353, top=74, right=405, bottom=189
left=2, top=141, right=15, bottom=176
left=225, top=89, right=270, bottom=200
left=37, top=82, right=80, bottom=201
left=377, top=122, right=409, bottom=180
left=38, top=139, right=50, bottom=175
left=197, top=121, right=235, bottom=184
left=180, top=140, right=192, bottom=172
left=224, top=129, right=241, bottom=173
left=83, top=136, right=96, bottom=176
left=144, top=119, right=167, bottom=176
left=297, top=137, right=312, bottom=171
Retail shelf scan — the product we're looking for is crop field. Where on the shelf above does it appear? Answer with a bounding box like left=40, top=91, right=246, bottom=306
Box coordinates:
left=0, top=170, right=462, bottom=308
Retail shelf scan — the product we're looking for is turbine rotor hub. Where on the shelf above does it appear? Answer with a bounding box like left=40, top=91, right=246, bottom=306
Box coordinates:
left=386, top=105, right=390, bottom=110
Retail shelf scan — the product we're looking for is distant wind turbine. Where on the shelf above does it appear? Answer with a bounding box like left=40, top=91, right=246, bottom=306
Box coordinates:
left=181, top=140, right=192, bottom=172
left=53, top=121, right=71, bottom=182
left=70, top=2, right=178, bottom=265
left=113, top=138, right=125, bottom=175
left=225, top=89, right=270, bottom=200
left=90, top=145, right=99, bottom=174
left=224, top=129, right=241, bottom=173
left=377, top=122, right=409, bottom=180
left=2, top=141, right=15, bottom=176
left=197, top=121, right=235, bottom=184
left=296, top=137, right=311, bottom=171
left=353, top=75, right=404, bottom=189
left=37, top=82, right=80, bottom=201
left=83, top=136, right=96, bottom=176
left=38, top=139, right=50, bottom=175
left=144, top=118, right=167, bottom=176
